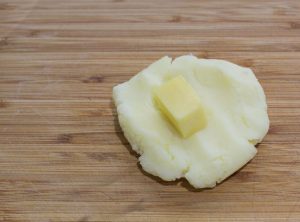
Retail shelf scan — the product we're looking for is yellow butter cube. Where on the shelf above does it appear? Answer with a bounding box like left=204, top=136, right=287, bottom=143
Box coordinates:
left=154, top=75, right=206, bottom=138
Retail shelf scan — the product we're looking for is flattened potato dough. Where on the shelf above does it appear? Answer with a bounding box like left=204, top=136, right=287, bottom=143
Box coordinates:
left=113, top=55, right=269, bottom=188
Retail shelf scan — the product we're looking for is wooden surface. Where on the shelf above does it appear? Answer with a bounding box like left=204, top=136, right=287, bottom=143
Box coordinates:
left=1, top=0, right=300, bottom=221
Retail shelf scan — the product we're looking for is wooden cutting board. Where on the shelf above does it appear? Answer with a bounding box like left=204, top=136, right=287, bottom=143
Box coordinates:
left=1, top=0, right=300, bottom=221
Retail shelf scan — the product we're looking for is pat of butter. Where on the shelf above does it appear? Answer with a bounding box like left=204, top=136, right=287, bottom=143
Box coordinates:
left=154, top=75, right=206, bottom=138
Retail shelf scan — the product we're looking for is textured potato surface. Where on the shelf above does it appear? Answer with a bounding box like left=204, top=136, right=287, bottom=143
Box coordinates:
left=113, top=55, right=269, bottom=188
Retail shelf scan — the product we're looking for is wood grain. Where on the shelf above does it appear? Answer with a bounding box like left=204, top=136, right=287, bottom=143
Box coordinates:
left=1, top=0, right=300, bottom=221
